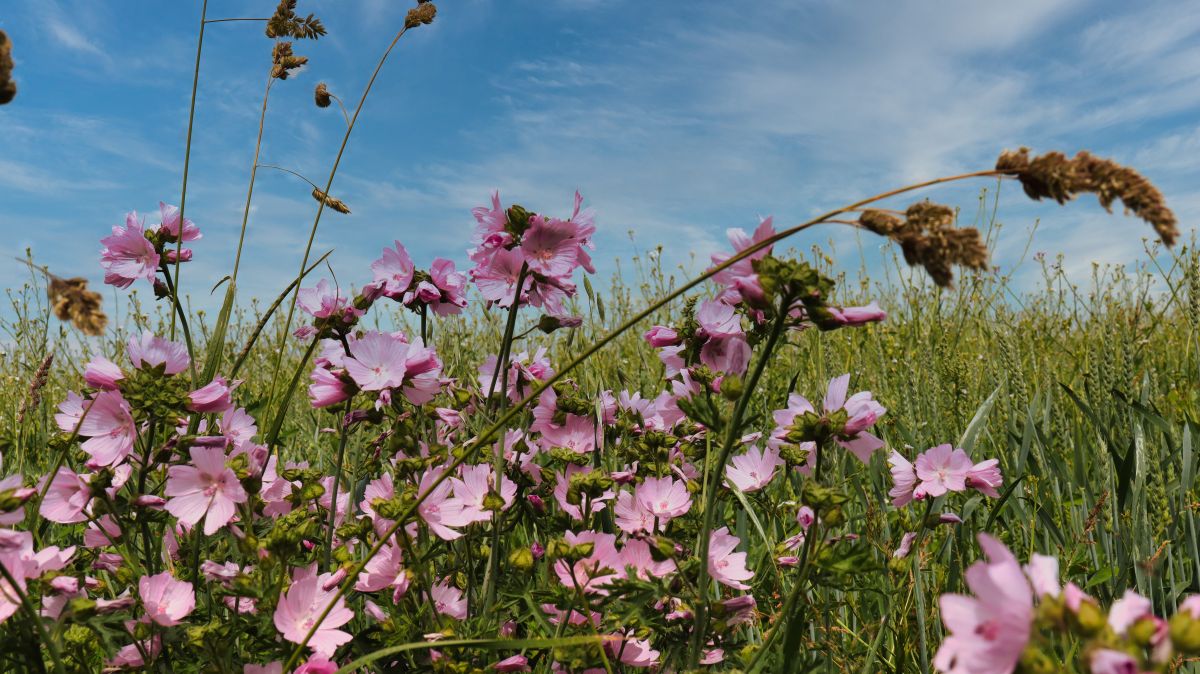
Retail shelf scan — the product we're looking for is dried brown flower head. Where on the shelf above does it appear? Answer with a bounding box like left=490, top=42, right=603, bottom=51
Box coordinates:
left=266, top=0, right=326, bottom=40
left=0, top=30, right=16, bottom=105
left=997, top=147, right=1178, bottom=246
left=48, top=275, right=108, bottom=336
left=271, top=41, right=309, bottom=80
left=312, top=187, right=351, bottom=214
left=17, top=353, right=53, bottom=425
left=314, top=82, right=331, bottom=108
left=858, top=202, right=989, bottom=288
left=406, top=3, right=438, bottom=29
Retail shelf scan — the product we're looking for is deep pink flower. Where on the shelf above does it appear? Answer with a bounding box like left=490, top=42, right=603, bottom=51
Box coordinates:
left=77, top=390, right=137, bottom=468
left=127, top=331, right=189, bottom=375
left=39, top=468, right=91, bottom=524
left=914, top=444, right=973, bottom=498
left=644, top=326, right=681, bottom=348
left=826, top=301, right=886, bottom=327
left=822, top=374, right=887, bottom=462
left=370, top=241, right=415, bottom=298
left=469, top=191, right=513, bottom=264
left=708, top=527, right=753, bottom=590
left=399, top=339, right=443, bottom=405
left=157, top=202, right=201, bottom=242
left=725, top=445, right=784, bottom=492
left=933, top=534, right=1031, bottom=674
left=188, top=376, right=233, bottom=413
left=165, top=447, right=248, bottom=535
left=274, top=565, right=354, bottom=656
left=100, top=212, right=159, bottom=288
left=495, top=654, right=530, bottom=672
left=84, top=357, right=124, bottom=390
left=699, top=335, right=751, bottom=375
left=138, top=572, right=196, bottom=626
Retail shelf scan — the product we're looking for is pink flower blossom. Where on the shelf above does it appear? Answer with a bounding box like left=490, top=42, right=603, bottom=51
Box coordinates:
left=553, top=530, right=622, bottom=595
left=309, top=367, right=351, bottom=408
left=274, top=565, right=354, bottom=656
left=138, top=572, right=196, bottom=626
left=894, top=532, right=919, bottom=559
left=613, top=491, right=655, bottom=535
left=825, top=301, right=886, bottom=328
left=699, top=335, right=751, bottom=375
left=635, top=476, right=692, bottom=523
left=888, top=451, right=918, bottom=507
left=425, top=258, right=468, bottom=316
left=157, top=202, right=201, bottom=242
left=188, top=376, right=233, bottom=413
left=607, top=632, right=660, bottom=668
left=708, top=527, right=754, bottom=590
left=1023, top=554, right=1060, bottom=599
left=77, top=390, right=137, bottom=468
left=370, top=241, right=416, bottom=298
left=39, top=468, right=91, bottom=524
left=469, top=191, right=513, bottom=264
left=345, top=330, right=409, bottom=391
left=710, top=216, right=775, bottom=306
left=84, top=357, right=124, bottom=390
left=416, top=469, right=472, bottom=541
left=697, top=300, right=742, bottom=338
left=522, top=215, right=582, bottom=277
left=354, top=541, right=410, bottom=601
left=220, top=407, right=258, bottom=450
left=431, top=578, right=468, bottom=620
left=474, top=247, right=527, bottom=308
left=165, top=447, right=248, bottom=535
left=725, top=445, right=784, bottom=492
left=914, top=444, right=973, bottom=498
left=966, top=459, right=1004, bottom=498
left=933, top=534, right=1031, bottom=674
left=127, top=331, right=190, bottom=375
left=553, top=465, right=613, bottom=521
left=644, top=326, right=681, bottom=348
left=244, top=663, right=283, bottom=674
left=1089, top=650, right=1142, bottom=674
left=450, top=464, right=516, bottom=524
left=100, top=212, right=160, bottom=288
left=822, top=374, right=886, bottom=462
left=298, top=279, right=358, bottom=321
left=495, top=655, right=530, bottom=672
left=1108, top=590, right=1153, bottom=636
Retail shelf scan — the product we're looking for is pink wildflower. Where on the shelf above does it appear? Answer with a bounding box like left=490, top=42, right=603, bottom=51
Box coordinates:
left=888, top=451, right=918, bottom=507
left=77, top=390, right=137, bottom=468
left=157, top=202, right=201, bottom=242
left=966, top=459, right=1004, bottom=498
left=84, top=357, right=124, bottom=390
left=425, top=258, right=468, bottom=316
left=914, top=444, right=973, bottom=498
left=370, top=241, right=415, bottom=298
left=138, top=572, right=196, bottom=626
left=725, top=445, right=784, bottom=492
left=825, top=301, right=886, bottom=327
left=345, top=330, right=409, bottom=391
left=100, top=212, right=159, bottom=288
left=522, top=215, right=582, bottom=277
left=933, top=533, right=1031, bottom=674
left=298, top=279, right=357, bottom=321
left=274, top=566, right=354, bottom=656
left=309, top=367, right=351, bottom=408
left=696, top=299, right=742, bottom=338
left=635, top=476, right=692, bottom=523
left=188, top=376, right=233, bottom=413
left=39, top=468, right=91, bottom=524
left=474, top=247, right=527, bottom=308
left=164, top=447, right=248, bottom=535
left=708, top=527, right=753, bottom=590
left=644, top=326, right=681, bottom=348
left=431, top=578, right=468, bottom=620
left=710, top=216, right=775, bottom=306
left=127, top=331, right=190, bottom=375
left=416, top=469, right=471, bottom=541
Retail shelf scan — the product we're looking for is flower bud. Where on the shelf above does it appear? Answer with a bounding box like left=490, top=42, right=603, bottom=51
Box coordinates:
left=508, top=547, right=535, bottom=572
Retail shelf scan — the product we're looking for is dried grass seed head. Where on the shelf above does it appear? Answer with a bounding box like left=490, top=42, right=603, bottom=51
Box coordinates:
left=406, top=3, right=438, bottom=28
left=312, top=187, right=351, bottom=214
left=48, top=276, right=108, bottom=336
left=0, top=30, right=15, bottom=105
left=314, top=82, right=331, bottom=108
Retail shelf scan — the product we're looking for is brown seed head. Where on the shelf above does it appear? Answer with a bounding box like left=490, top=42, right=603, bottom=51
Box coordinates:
left=857, top=201, right=989, bottom=288
left=997, top=147, right=1178, bottom=246
left=48, top=276, right=108, bottom=336
left=314, top=82, right=331, bottom=108
left=0, top=30, right=16, bottom=105
left=17, top=353, right=53, bottom=425
left=406, top=3, right=438, bottom=28
left=312, top=187, right=351, bottom=214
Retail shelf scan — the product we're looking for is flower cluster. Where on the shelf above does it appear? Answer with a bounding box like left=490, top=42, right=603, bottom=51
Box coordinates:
left=99, top=202, right=201, bottom=291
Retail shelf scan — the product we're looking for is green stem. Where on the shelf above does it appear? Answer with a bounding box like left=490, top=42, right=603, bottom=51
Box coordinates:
left=323, top=397, right=355, bottom=570
left=688, top=298, right=792, bottom=666
left=170, top=0, right=208, bottom=346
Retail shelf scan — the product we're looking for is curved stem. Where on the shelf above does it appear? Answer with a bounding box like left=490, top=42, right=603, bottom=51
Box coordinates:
left=279, top=168, right=1006, bottom=668
left=230, top=76, right=275, bottom=284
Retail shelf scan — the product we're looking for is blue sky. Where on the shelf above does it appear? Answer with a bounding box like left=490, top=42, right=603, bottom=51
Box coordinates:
left=1, top=0, right=1198, bottom=315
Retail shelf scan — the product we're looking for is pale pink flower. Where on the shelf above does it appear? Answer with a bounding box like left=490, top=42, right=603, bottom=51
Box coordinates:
left=370, top=241, right=416, bottom=298
left=165, top=447, right=248, bottom=535
left=138, top=572, right=196, bottom=626
left=244, top=663, right=283, bottom=674
left=220, top=407, right=258, bottom=450
left=553, top=530, right=622, bottom=595
left=298, top=279, right=357, bottom=321
left=824, top=301, right=886, bottom=328
left=822, top=374, right=886, bottom=462
left=309, top=367, right=351, bottom=408
left=617, top=538, right=677, bottom=579
left=1108, top=590, right=1153, bottom=636
left=84, top=357, right=124, bottom=390
left=474, top=247, right=527, bottom=308
left=1023, top=554, right=1060, bottom=599
left=708, top=527, right=753, bottom=590
left=127, top=331, right=190, bottom=375
left=710, top=216, right=775, bottom=306
left=888, top=451, right=918, bottom=507
left=54, top=391, right=87, bottom=433
left=914, top=444, right=973, bottom=498
left=893, top=532, right=919, bottom=559
left=634, top=476, right=692, bottom=523
left=538, top=414, right=596, bottom=455
left=522, top=215, right=582, bottom=277
left=966, top=459, right=1004, bottom=498
left=345, top=330, right=409, bottom=391
left=399, top=339, right=443, bottom=405
left=469, top=191, right=513, bottom=264
left=450, top=464, right=516, bottom=524
left=39, top=468, right=91, bottom=524
left=1089, top=650, right=1142, bottom=674
left=613, top=491, right=656, bottom=535
left=644, top=326, right=681, bottom=348
left=699, top=335, right=751, bottom=375
left=696, top=300, right=742, bottom=338
left=425, top=258, right=468, bottom=316
left=607, top=631, right=660, bottom=668
left=274, top=565, right=354, bottom=656
left=188, top=376, right=233, bottom=413
left=0, top=473, right=29, bottom=527
left=354, top=541, right=410, bottom=601
left=0, top=552, right=31, bottom=622
left=416, top=469, right=471, bottom=541
left=725, top=445, right=784, bottom=492
left=933, top=534, right=1031, bottom=674
left=553, top=465, right=613, bottom=521
left=77, top=390, right=137, bottom=468
left=431, top=578, right=468, bottom=620
left=157, top=202, right=201, bottom=242
left=100, top=212, right=160, bottom=288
